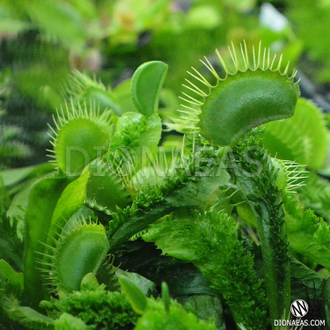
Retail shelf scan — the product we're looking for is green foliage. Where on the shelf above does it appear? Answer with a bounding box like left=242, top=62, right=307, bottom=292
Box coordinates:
left=226, top=136, right=291, bottom=321
left=285, top=195, right=330, bottom=270
left=134, top=297, right=218, bottom=330
left=144, top=210, right=267, bottom=330
left=288, top=0, right=330, bottom=81
left=41, top=279, right=138, bottom=330
left=54, top=313, right=87, bottom=330
left=298, top=172, right=330, bottom=221
left=3, top=6, right=330, bottom=326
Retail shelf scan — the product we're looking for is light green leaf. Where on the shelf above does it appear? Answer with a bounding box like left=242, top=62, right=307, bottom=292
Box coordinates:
left=134, top=297, right=218, bottom=330
left=119, top=275, right=147, bottom=315
left=24, top=175, right=69, bottom=307
left=132, top=61, right=168, bottom=117
left=48, top=171, right=89, bottom=242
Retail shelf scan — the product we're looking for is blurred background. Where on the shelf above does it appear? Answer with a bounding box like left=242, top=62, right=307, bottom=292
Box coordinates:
left=0, top=0, right=329, bottom=170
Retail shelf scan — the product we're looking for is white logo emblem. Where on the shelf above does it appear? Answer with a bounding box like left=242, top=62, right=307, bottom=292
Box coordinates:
left=290, top=300, right=309, bottom=318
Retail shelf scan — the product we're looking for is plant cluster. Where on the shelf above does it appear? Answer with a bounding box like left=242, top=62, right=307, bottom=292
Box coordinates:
left=2, top=1, right=330, bottom=330
left=1, top=40, right=330, bottom=330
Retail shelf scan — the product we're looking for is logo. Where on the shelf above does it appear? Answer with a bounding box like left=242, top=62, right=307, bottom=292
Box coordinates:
left=290, top=299, right=309, bottom=318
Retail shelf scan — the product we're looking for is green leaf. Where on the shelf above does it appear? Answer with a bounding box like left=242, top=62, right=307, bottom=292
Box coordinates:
left=132, top=61, right=168, bottom=117
left=161, top=282, right=170, bottom=312
left=290, top=257, right=326, bottom=303
left=48, top=171, right=89, bottom=243
left=24, top=175, right=69, bottom=308
left=119, top=276, right=147, bottom=314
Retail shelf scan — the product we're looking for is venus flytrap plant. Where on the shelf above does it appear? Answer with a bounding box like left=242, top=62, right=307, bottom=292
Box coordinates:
left=5, top=40, right=330, bottom=330
left=163, top=42, right=300, bottom=326
left=39, top=160, right=130, bottom=293
left=48, top=100, right=113, bottom=176
left=168, top=41, right=300, bottom=146
left=40, top=216, right=109, bottom=293
left=6, top=60, right=169, bottom=316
